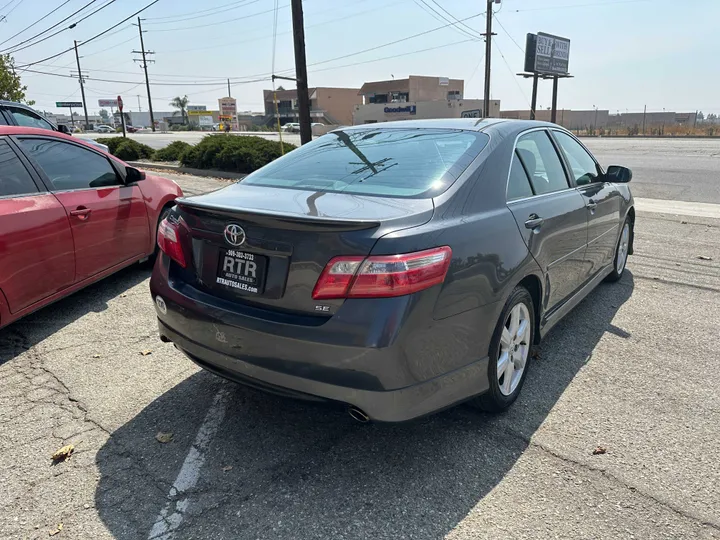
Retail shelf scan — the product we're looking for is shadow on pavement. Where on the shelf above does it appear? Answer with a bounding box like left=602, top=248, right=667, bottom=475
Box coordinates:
left=96, top=272, right=634, bottom=539
left=0, top=265, right=151, bottom=367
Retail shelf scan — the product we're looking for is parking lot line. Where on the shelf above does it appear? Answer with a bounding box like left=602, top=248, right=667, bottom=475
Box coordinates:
left=147, top=385, right=231, bottom=540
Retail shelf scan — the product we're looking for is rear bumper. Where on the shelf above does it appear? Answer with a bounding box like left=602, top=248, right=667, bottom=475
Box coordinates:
left=150, top=255, right=496, bottom=422
left=160, top=318, right=489, bottom=422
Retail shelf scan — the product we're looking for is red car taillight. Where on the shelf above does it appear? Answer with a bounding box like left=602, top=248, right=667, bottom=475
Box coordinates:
left=312, top=246, right=452, bottom=300
left=157, top=218, right=187, bottom=268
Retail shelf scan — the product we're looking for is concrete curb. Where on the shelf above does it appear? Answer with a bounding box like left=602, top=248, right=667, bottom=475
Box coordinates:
left=126, top=161, right=246, bottom=181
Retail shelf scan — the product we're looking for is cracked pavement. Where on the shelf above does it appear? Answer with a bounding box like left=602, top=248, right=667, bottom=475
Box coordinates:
left=2, top=139, right=720, bottom=539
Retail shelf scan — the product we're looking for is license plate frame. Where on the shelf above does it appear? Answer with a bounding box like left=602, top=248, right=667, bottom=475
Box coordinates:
left=215, top=248, right=267, bottom=295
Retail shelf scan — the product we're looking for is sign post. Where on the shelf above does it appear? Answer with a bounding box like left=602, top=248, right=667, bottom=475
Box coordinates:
left=56, top=101, right=83, bottom=130
left=118, top=95, right=126, bottom=138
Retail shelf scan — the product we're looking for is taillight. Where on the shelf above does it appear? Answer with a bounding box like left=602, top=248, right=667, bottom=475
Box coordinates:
left=312, top=246, right=452, bottom=300
left=157, top=218, right=187, bottom=268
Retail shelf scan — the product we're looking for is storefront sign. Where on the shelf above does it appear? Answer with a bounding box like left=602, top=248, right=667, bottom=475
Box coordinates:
left=384, top=105, right=416, bottom=114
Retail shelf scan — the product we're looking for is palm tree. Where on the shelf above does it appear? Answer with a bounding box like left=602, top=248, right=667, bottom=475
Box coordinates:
left=170, top=95, right=189, bottom=124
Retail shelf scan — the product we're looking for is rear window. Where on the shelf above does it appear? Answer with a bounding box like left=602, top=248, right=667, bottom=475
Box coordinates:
left=242, top=128, right=489, bottom=198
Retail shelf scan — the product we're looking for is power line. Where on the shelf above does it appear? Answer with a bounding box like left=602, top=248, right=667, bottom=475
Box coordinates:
left=145, top=0, right=254, bottom=21
left=148, top=4, right=289, bottom=32
left=144, top=0, right=260, bottom=25
left=5, top=0, right=119, bottom=55
left=0, top=0, right=26, bottom=21
left=0, top=0, right=103, bottom=53
left=426, top=0, right=482, bottom=38
left=0, top=0, right=73, bottom=48
left=493, top=14, right=524, bottom=53
left=508, top=0, right=650, bottom=12
left=413, top=0, right=481, bottom=40
left=15, top=0, right=161, bottom=69
left=494, top=40, right=531, bottom=108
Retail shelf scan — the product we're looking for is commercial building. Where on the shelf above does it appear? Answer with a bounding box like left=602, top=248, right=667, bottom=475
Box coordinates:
left=358, top=75, right=464, bottom=104
left=501, top=109, right=610, bottom=130
left=607, top=111, right=698, bottom=128
left=352, top=75, right=499, bottom=125
left=263, top=87, right=362, bottom=126
left=353, top=99, right=500, bottom=125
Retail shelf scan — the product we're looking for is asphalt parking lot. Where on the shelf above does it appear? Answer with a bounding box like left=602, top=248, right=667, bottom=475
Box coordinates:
left=2, top=143, right=720, bottom=539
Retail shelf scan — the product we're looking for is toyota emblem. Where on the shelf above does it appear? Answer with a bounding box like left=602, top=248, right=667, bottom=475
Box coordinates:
left=223, top=223, right=246, bottom=246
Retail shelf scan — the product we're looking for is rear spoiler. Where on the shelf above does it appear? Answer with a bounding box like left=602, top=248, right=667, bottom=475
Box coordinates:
left=177, top=198, right=381, bottom=232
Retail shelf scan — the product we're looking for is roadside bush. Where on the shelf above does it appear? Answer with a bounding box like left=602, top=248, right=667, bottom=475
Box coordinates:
left=102, top=137, right=155, bottom=160
left=113, top=140, right=141, bottom=161
left=154, top=141, right=191, bottom=162
left=180, top=135, right=295, bottom=173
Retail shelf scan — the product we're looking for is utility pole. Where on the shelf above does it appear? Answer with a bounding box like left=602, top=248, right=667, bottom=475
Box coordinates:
left=642, top=104, right=647, bottom=135
left=482, top=0, right=495, bottom=118
left=133, top=17, right=156, bottom=132
left=227, top=78, right=231, bottom=98
left=290, top=0, right=312, bottom=144
left=73, top=41, right=90, bottom=131
left=137, top=95, right=142, bottom=112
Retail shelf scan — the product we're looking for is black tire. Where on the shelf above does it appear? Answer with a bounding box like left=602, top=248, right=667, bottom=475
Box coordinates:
left=471, top=286, right=535, bottom=413
left=146, top=206, right=173, bottom=266
left=605, top=217, right=631, bottom=283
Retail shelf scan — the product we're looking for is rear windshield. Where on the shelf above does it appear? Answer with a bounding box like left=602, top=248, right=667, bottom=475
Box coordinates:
left=242, top=128, right=490, bottom=198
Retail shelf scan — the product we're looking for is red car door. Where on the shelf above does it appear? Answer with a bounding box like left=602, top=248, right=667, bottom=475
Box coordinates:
left=17, top=137, right=150, bottom=281
left=0, top=138, right=75, bottom=314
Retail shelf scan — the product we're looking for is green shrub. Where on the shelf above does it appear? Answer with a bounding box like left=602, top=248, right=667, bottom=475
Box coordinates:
left=102, top=137, right=155, bottom=160
left=180, top=135, right=295, bottom=173
left=113, top=140, right=140, bottom=161
left=154, top=141, right=192, bottom=161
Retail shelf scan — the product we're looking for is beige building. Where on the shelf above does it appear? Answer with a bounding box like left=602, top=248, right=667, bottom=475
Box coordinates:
left=353, top=99, right=501, bottom=125
left=358, top=75, right=464, bottom=104
left=501, top=109, right=610, bottom=130
left=263, top=87, right=361, bottom=126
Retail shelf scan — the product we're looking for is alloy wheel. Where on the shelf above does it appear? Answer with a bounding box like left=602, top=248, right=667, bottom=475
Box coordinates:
left=616, top=222, right=630, bottom=274
left=497, top=303, right=531, bottom=396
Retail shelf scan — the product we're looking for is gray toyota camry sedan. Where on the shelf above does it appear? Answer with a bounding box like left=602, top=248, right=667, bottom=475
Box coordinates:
left=150, top=119, right=634, bottom=422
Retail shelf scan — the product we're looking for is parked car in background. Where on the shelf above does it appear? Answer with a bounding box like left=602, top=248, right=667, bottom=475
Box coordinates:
left=281, top=122, right=300, bottom=133
left=94, top=124, right=115, bottom=133
left=0, top=126, right=182, bottom=330
left=0, top=101, right=109, bottom=152
left=150, top=119, right=635, bottom=423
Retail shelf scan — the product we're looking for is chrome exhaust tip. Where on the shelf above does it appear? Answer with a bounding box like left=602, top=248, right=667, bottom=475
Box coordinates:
left=348, top=406, right=370, bottom=423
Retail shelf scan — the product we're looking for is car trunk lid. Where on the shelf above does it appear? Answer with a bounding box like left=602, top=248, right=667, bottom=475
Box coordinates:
left=174, top=183, right=433, bottom=317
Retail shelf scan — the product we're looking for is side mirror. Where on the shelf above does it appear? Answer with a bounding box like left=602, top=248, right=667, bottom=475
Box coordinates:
left=58, top=124, right=71, bottom=135
left=125, top=166, right=146, bottom=183
left=606, top=165, right=632, bottom=183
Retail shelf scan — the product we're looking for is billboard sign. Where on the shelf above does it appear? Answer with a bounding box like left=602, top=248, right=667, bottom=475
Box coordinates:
left=188, top=109, right=218, bottom=116
left=98, top=99, right=118, bottom=107
left=198, top=115, right=213, bottom=126
left=187, top=105, right=207, bottom=111
left=524, top=32, right=570, bottom=75
left=56, top=101, right=83, bottom=108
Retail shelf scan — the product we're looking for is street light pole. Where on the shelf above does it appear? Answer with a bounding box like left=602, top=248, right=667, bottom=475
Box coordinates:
left=73, top=41, right=90, bottom=131
left=290, top=0, right=312, bottom=144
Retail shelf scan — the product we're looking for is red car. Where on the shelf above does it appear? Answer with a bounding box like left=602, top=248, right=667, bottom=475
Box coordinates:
left=0, top=126, right=182, bottom=329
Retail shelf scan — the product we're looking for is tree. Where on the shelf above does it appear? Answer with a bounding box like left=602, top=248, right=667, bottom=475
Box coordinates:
left=697, top=111, right=705, bottom=122
left=99, top=109, right=109, bottom=122
left=0, top=54, right=34, bottom=105
left=170, top=95, right=189, bottom=124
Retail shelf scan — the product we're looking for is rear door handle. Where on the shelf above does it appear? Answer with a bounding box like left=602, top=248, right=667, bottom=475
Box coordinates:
left=70, top=207, right=91, bottom=220
left=586, top=200, right=598, bottom=210
left=524, top=215, right=544, bottom=229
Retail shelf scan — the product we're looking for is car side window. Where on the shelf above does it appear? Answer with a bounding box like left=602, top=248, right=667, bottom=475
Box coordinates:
left=0, top=140, right=38, bottom=197
left=507, top=150, right=534, bottom=201
left=553, top=131, right=601, bottom=186
left=8, top=107, right=54, bottom=131
left=515, top=131, right=569, bottom=196
left=18, top=139, right=121, bottom=191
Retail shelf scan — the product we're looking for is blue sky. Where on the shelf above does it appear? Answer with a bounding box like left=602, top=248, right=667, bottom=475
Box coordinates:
left=6, top=0, right=718, bottom=116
